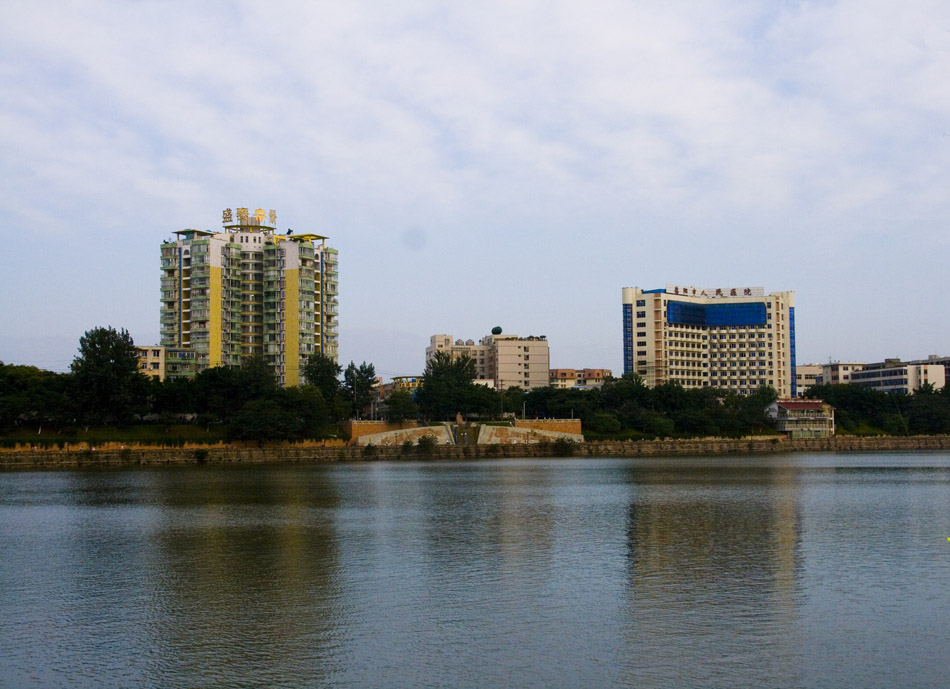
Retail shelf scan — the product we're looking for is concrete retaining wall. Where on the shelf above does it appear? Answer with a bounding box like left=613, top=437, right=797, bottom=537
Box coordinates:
left=3, top=435, right=950, bottom=470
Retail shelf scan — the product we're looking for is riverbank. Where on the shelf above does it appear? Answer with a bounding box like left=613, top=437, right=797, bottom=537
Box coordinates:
left=3, top=434, right=950, bottom=470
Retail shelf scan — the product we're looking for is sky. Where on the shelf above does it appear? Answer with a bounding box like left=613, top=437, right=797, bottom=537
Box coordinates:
left=1, top=0, right=949, bottom=381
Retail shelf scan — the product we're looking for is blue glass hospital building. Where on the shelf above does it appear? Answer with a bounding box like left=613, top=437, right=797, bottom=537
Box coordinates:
left=622, top=286, right=796, bottom=397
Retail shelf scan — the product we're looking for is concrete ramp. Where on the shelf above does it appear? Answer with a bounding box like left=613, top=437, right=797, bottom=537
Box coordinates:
left=356, top=426, right=454, bottom=446
left=476, top=425, right=584, bottom=445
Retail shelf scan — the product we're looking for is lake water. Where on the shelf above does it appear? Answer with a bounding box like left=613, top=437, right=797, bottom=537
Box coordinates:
left=1, top=453, right=949, bottom=688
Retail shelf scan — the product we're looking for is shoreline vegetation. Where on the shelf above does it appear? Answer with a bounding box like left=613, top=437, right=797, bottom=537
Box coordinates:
left=6, top=330, right=950, bottom=471
left=3, top=434, right=949, bottom=471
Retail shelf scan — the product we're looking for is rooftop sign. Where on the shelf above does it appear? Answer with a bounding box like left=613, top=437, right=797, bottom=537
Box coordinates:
left=666, top=285, right=765, bottom=299
left=222, top=207, right=277, bottom=229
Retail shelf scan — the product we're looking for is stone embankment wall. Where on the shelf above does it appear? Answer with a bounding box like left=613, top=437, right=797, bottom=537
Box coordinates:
left=3, top=435, right=950, bottom=470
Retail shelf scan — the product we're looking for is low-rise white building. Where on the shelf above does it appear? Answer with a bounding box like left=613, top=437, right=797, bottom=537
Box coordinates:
left=549, top=368, right=612, bottom=389
left=766, top=399, right=835, bottom=438
left=849, top=359, right=945, bottom=394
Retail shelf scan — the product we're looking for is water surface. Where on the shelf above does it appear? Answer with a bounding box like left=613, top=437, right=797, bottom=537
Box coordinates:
left=1, top=453, right=948, bottom=688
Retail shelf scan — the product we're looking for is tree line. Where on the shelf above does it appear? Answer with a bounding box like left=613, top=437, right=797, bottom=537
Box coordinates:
left=0, top=326, right=376, bottom=443
left=416, top=351, right=780, bottom=438
left=5, top=327, right=950, bottom=444
left=803, top=383, right=950, bottom=435
left=413, top=351, right=950, bottom=437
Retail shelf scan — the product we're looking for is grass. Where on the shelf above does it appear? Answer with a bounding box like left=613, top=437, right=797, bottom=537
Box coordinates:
left=0, top=424, right=226, bottom=449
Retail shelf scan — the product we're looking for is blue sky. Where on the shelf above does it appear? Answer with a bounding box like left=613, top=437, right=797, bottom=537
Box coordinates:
left=2, top=0, right=949, bottom=380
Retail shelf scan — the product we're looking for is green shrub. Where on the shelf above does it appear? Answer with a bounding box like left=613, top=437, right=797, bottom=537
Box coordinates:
left=416, top=434, right=438, bottom=456
left=193, top=448, right=209, bottom=463
left=552, top=437, right=575, bottom=457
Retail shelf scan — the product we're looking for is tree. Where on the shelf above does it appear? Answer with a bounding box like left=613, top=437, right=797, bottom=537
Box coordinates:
left=344, top=361, right=377, bottom=419
left=415, top=351, right=479, bottom=420
left=227, top=386, right=331, bottom=443
left=149, top=376, right=196, bottom=417
left=193, top=365, right=244, bottom=423
left=191, top=356, right=279, bottom=424
left=227, top=399, right=302, bottom=445
left=502, top=386, right=526, bottom=415
left=278, top=385, right=330, bottom=435
left=69, top=326, right=146, bottom=424
left=0, top=363, right=70, bottom=431
left=302, top=353, right=342, bottom=401
left=384, top=389, right=418, bottom=423
left=239, top=355, right=278, bottom=400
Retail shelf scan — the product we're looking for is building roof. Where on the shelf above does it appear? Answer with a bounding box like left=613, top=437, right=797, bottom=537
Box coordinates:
left=775, top=400, right=828, bottom=410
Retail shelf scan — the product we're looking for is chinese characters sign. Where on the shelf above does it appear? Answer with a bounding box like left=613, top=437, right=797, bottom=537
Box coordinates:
left=665, top=285, right=765, bottom=298
left=222, top=207, right=277, bottom=227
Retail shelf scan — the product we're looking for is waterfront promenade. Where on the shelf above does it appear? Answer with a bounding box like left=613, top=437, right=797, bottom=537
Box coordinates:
left=2, top=435, right=950, bottom=470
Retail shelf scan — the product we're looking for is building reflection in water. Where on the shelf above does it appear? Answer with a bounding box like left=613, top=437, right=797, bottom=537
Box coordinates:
left=140, top=466, right=344, bottom=685
left=621, top=461, right=803, bottom=686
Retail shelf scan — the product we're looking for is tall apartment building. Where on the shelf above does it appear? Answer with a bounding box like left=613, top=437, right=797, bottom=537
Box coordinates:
left=622, top=285, right=796, bottom=397
left=426, top=333, right=551, bottom=390
left=160, top=207, right=338, bottom=386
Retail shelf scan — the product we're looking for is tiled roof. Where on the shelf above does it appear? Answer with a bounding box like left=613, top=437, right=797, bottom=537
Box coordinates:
left=777, top=400, right=827, bottom=410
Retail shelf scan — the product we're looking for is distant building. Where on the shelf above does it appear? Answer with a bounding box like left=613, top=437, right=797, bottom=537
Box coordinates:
left=380, top=375, right=422, bottom=399
left=849, top=359, right=945, bottom=394
left=135, top=346, right=165, bottom=379
left=890, top=355, right=950, bottom=389
left=163, top=347, right=198, bottom=381
left=819, top=361, right=864, bottom=385
left=549, top=368, right=612, bottom=389
left=766, top=399, right=835, bottom=438
left=622, top=285, right=796, bottom=397
left=426, top=333, right=551, bottom=390
left=427, top=335, right=493, bottom=381
left=795, top=363, right=823, bottom=397
left=392, top=375, right=422, bottom=394
left=134, top=345, right=197, bottom=382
